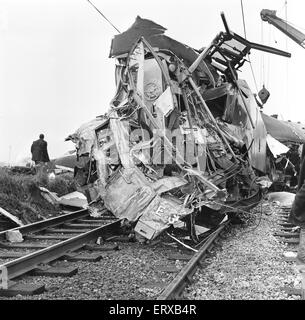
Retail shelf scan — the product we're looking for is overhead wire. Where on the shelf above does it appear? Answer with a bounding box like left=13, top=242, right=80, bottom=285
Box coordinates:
left=240, top=0, right=247, bottom=39
left=266, top=25, right=271, bottom=88
left=86, top=0, right=121, bottom=34
left=285, top=0, right=289, bottom=111
left=260, top=19, right=265, bottom=88
left=277, top=0, right=305, bottom=32
left=277, top=0, right=288, bottom=14
left=240, top=0, right=259, bottom=93
left=259, top=17, right=271, bottom=91
left=249, top=55, right=259, bottom=93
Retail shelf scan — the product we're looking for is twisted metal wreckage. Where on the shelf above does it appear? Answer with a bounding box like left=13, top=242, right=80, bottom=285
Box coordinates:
left=66, top=14, right=291, bottom=242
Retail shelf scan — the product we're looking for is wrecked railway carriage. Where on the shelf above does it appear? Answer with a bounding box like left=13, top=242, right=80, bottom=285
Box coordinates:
left=67, top=15, right=291, bottom=241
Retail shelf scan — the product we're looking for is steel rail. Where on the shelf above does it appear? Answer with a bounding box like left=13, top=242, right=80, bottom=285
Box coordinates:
left=0, top=219, right=122, bottom=281
left=157, top=222, right=228, bottom=300
left=0, top=208, right=89, bottom=240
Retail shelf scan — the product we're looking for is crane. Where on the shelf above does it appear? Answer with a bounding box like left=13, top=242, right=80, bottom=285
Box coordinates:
left=260, top=9, right=305, bottom=49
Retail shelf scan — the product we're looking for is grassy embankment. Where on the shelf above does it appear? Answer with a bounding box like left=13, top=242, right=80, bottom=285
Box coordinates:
left=0, top=167, right=76, bottom=224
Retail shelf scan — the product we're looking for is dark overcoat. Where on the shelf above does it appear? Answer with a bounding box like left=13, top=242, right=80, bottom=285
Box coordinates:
left=31, top=139, right=50, bottom=162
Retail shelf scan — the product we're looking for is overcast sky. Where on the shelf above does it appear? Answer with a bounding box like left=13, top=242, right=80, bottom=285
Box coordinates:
left=0, top=0, right=304, bottom=164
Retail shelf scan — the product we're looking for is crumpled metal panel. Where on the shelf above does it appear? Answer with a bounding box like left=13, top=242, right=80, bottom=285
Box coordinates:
left=67, top=118, right=107, bottom=156
left=151, top=176, right=188, bottom=194
left=266, top=134, right=289, bottom=157
left=224, top=80, right=267, bottom=172
left=103, top=167, right=156, bottom=221
left=109, top=16, right=166, bottom=58
left=262, top=113, right=305, bottom=143
left=110, top=16, right=216, bottom=78
left=110, top=115, right=134, bottom=169
left=134, top=195, right=192, bottom=240
left=238, top=81, right=267, bottom=173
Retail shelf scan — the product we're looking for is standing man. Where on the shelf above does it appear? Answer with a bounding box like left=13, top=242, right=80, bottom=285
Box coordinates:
left=289, top=143, right=305, bottom=269
left=31, top=134, right=50, bottom=165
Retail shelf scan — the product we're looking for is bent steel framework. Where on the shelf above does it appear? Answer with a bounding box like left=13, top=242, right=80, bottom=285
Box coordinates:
left=66, top=13, right=290, bottom=242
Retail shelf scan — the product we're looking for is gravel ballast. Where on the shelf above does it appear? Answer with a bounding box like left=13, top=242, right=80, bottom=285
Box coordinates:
left=0, top=240, right=188, bottom=300
left=183, top=201, right=303, bottom=300
left=0, top=200, right=303, bottom=300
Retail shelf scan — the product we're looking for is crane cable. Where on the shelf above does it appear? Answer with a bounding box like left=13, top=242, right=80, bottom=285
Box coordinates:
left=240, top=0, right=247, bottom=39
left=277, top=0, right=288, bottom=15
left=278, top=0, right=305, bottom=31
left=266, top=24, right=271, bottom=88
left=285, top=0, right=289, bottom=111
left=240, top=0, right=259, bottom=93
left=86, top=0, right=121, bottom=34
left=260, top=20, right=264, bottom=88
left=259, top=0, right=283, bottom=90
left=260, top=22, right=272, bottom=89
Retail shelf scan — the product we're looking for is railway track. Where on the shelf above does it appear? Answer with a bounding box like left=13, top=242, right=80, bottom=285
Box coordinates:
left=273, top=207, right=300, bottom=246
left=157, top=221, right=229, bottom=300
left=0, top=208, right=122, bottom=296
left=272, top=206, right=305, bottom=299
left=0, top=206, right=232, bottom=299
left=157, top=202, right=303, bottom=301
left=0, top=214, right=230, bottom=299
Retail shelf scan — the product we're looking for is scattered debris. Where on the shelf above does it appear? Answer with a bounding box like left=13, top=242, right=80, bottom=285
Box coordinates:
left=96, top=237, right=102, bottom=245
left=262, top=114, right=305, bottom=189
left=5, top=230, right=24, bottom=243
left=54, top=165, right=74, bottom=174
left=291, top=226, right=300, bottom=233
left=267, top=192, right=295, bottom=207
left=48, top=172, right=56, bottom=181
left=58, top=191, right=88, bottom=209
left=0, top=207, right=23, bottom=226
left=166, top=232, right=198, bottom=253
left=39, top=187, right=88, bottom=209
left=39, top=187, right=61, bottom=206
left=256, top=176, right=272, bottom=190
left=283, top=251, right=297, bottom=261
left=266, top=134, right=290, bottom=158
